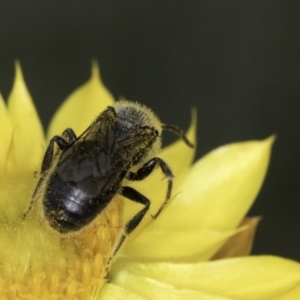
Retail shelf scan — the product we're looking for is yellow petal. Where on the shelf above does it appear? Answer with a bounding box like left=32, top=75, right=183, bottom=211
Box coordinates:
left=0, top=93, right=12, bottom=173
left=7, top=62, right=45, bottom=172
left=97, top=283, right=147, bottom=300
left=119, top=256, right=300, bottom=299
left=47, top=62, right=114, bottom=139
left=4, top=130, right=19, bottom=174
left=112, top=273, right=233, bottom=300
left=273, top=284, right=300, bottom=300
left=153, top=136, right=274, bottom=231
left=123, top=226, right=245, bottom=260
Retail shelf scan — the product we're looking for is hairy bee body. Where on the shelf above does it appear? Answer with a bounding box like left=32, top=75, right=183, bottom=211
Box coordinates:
left=43, top=102, right=160, bottom=232
left=26, top=100, right=193, bottom=255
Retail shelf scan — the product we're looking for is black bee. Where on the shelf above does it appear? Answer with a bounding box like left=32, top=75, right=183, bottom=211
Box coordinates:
left=25, top=101, right=193, bottom=254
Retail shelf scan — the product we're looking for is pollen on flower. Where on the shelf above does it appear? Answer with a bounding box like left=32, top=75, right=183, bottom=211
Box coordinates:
left=0, top=194, right=124, bottom=299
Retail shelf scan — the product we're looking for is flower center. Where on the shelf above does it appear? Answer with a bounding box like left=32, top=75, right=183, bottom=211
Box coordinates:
left=0, top=172, right=124, bottom=299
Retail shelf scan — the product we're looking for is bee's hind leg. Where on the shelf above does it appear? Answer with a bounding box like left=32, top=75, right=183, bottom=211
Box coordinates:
left=104, top=186, right=151, bottom=279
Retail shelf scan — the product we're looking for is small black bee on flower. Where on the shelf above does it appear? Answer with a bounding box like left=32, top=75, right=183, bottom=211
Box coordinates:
left=25, top=100, right=193, bottom=255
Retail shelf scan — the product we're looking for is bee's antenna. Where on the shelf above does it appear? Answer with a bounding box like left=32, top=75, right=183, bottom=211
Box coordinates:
left=162, top=124, right=194, bottom=148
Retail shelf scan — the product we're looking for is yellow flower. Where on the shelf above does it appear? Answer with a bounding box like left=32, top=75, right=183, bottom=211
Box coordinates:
left=0, top=61, right=299, bottom=299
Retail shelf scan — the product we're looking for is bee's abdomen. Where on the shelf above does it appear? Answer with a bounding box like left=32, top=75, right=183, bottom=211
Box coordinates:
left=43, top=173, right=112, bottom=233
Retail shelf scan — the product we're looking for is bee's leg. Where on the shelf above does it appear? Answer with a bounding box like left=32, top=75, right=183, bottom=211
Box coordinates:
left=41, top=128, right=77, bottom=173
left=61, top=128, right=77, bottom=144
left=23, top=128, right=77, bottom=219
left=104, top=186, right=151, bottom=279
left=127, top=157, right=174, bottom=218
left=114, top=186, right=151, bottom=255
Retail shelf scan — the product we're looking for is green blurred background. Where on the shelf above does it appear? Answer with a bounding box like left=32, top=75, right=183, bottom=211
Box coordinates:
left=0, top=1, right=299, bottom=260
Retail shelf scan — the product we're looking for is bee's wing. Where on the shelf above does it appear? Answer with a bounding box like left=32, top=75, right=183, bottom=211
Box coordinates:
left=78, top=106, right=118, bottom=153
